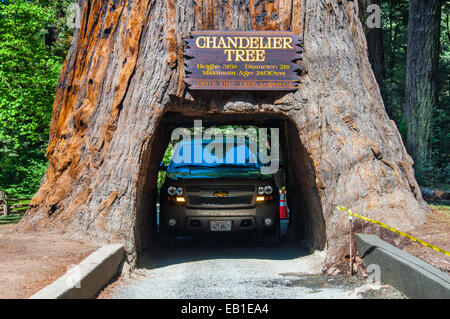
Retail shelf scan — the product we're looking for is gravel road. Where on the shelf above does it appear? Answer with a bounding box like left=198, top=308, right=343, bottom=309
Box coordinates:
left=100, top=222, right=405, bottom=299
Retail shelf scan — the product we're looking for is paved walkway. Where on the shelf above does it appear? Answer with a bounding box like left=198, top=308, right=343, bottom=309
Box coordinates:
left=101, top=222, right=405, bottom=299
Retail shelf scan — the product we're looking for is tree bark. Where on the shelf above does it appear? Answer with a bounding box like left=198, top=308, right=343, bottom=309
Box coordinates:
left=19, top=0, right=429, bottom=269
left=404, top=0, right=441, bottom=172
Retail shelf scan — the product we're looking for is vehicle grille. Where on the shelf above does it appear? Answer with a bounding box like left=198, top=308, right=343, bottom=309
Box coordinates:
left=188, top=195, right=253, bottom=206
left=186, top=185, right=254, bottom=193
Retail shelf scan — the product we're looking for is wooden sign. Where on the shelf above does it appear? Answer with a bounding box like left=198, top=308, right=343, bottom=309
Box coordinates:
left=184, top=31, right=303, bottom=91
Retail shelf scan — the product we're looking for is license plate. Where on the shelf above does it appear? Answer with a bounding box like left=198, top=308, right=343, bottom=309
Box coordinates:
left=210, top=221, right=232, bottom=232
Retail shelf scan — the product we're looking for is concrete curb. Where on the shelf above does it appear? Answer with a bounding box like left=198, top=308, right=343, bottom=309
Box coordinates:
left=30, top=244, right=124, bottom=299
left=355, top=233, right=450, bottom=299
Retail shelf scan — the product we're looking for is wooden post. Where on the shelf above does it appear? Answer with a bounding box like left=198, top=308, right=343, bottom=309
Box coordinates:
left=349, top=209, right=353, bottom=276
left=0, top=191, right=8, bottom=216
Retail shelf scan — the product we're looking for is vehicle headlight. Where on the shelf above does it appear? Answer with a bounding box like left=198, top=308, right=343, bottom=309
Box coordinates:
left=264, top=186, right=274, bottom=195
left=167, top=186, right=177, bottom=196
left=176, top=187, right=184, bottom=196
left=257, top=186, right=265, bottom=195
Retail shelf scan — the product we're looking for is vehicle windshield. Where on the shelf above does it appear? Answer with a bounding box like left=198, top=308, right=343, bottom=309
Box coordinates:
left=167, top=139, right=269, bottom=180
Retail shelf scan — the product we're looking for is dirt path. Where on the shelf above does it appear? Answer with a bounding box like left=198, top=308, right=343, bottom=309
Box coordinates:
left=99, top=208, right=450, bottom=299
left=0, top=225, right=98, bottom=299
left=98, top=235, right=404, bottom=299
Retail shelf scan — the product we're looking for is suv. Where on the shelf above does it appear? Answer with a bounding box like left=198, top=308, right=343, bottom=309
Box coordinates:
left=159, top=138, right=280, bottom=246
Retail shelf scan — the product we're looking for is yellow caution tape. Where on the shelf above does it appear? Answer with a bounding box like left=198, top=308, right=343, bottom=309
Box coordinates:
left=336, top=206, right=450, bottom=257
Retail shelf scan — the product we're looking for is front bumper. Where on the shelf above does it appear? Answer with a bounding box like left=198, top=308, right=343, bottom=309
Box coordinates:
left=160, top=205, right=279, bottom=235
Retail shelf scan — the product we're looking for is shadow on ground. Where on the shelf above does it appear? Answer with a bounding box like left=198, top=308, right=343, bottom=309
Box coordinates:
left=139, top=221, right=308, bottom=270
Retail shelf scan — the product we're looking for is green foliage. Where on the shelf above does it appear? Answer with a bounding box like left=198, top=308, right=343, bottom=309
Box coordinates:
left=380, top=0, right=449, bottom=188
left=0, top=0, right=72, bottom=197
left=417, top=3, right=450, bottom=188
left=380, top=0, right=409, bottom=133
left=157, top=143, right=174, bottom=191
left=427, top=2, right=450, bottom=188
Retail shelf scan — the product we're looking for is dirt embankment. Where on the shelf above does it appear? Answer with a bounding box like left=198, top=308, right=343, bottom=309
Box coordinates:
left=325, top=204, right=449, bottom=276
left=379, top=205, right=450, bottom=273
left=0, top=225, right=98, bottom=299
left=400, top=205, right=450, bottom=273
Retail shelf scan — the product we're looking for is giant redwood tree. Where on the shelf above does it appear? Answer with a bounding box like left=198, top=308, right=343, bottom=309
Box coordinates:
left=404, top=0, right=441, bottom=174
left=20, top=0, right=430, bottom=268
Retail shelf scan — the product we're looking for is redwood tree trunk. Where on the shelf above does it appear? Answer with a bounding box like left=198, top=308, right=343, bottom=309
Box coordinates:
left=359, top=0, right=385, bottom=94
left=20, top=0, right=429, bottom=269
left=404, top=0, right=441, bottom=173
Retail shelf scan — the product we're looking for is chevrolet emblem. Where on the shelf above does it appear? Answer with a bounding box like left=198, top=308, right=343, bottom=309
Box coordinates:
left=213, top=191, right=229, bottom=197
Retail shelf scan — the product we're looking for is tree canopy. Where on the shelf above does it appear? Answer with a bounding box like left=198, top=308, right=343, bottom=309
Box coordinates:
left=0, top=0, right=72, bottom=196
left=378, top=0, right=449, bottom=187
